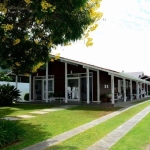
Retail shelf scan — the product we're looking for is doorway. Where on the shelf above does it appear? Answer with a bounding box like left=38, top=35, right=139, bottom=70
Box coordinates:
left=67, top=78, right=80, bottom=101
left=80, top=77, right=92, bottom=101
left=35, top=80, right=42, bottom=100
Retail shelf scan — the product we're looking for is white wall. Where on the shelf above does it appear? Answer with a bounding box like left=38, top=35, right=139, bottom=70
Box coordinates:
left=0, top=81, right=29, bottom=100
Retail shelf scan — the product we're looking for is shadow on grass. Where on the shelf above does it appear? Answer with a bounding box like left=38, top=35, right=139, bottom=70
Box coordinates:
left=2, top=120, right=52, bottom=150
left=0, top=103, right=55, bottom=117
left=67, top=105, right=121, bottom=112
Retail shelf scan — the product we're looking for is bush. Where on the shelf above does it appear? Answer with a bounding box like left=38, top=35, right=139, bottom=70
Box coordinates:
left=0, top=119, right=25, bottom=148
left=24, top=93, right=29, bottom=101
left=0, top=84, right=21, bottom=106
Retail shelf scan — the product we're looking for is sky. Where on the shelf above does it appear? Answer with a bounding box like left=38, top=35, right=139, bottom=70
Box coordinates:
left=52, top=0, right=150, bottom=75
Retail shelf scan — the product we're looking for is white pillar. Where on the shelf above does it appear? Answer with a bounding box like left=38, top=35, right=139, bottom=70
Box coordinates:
left=97, top=70, right=100, bottom=103
left=33, top=78, right=35, bottom=100
left=46, top=62, right=48, bottom=102
left=111, top=75, right=114, bottom=104
left=29, top=75, right=32, bottom=101
left=86, top=67, right=90, bottom=104
left=65, top=62, right=68, bottom=103
left=15, top=75, right=18, bottom=89
left=140, top=83, right=142, bottom=99
left=118, top=80, right=121, bottom=93
left=147, top=84, right=148, bottom=96
left=123, top=78, right=126, bottom=102
left=130, top=79, right=133, bottom=101
left=136, top=81, right=139, bottom=99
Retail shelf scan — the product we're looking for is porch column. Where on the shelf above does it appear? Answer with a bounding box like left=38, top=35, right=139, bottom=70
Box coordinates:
left=29, top=75, right=32, bottom=101
left=130, top=79, right=133, bottom=101
left=111, top=74, right=114, bottom=104
left=140, top=82, right=142, bottom=99
left=118, top=80, right=121, bottom=93
left=97, top=70, right=100, bottom=103
left=147, top=84, right=148, bottom=96
left=15, top=75, right=18, bottom=89
left=46, top=61, right=48, bottom=103
left=65, top=62, right=68, bottom=103
left=123, top=78, right=126, bottom=102
left=136, top=81, right=139, bottom=99
left=86, top=67, right=90, bottom=104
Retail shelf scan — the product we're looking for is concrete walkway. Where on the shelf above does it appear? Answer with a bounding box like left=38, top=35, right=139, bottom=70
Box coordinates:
left=23, top=100, right=150, bottom=150
left=87, top=105, right=150, bottom=150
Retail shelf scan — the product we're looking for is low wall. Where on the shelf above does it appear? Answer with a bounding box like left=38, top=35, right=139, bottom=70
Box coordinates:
left=0, top=81, right=29, bottom=100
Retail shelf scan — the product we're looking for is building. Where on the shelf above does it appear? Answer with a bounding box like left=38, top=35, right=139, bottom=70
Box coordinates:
left=29, top=56, right=150, bottom=105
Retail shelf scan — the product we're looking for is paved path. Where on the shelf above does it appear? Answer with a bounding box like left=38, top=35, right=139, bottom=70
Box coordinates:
left=22, top=100, right=150, bottom=150
left=87, top=105, right=150, bottom=150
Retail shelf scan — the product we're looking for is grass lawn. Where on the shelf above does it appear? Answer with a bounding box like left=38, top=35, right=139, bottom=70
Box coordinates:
left=0, top=103, right=55, bottom=117
left=1, top=104, right=118, bottom=150
left=110, top=111, right=150, bottom=150
left=47, top=100, right=150, bottom=150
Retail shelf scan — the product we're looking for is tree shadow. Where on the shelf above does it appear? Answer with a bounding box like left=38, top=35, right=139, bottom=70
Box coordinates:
left=0, top=108, right=17, bottom=118
left=67, top=105, right=121, bottom=112
left=0, top=103, right=56, bottom=117
left=2, top=120, right=52, bottom=150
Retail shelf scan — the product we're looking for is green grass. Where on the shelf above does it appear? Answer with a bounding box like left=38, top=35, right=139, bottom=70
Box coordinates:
left=1, top=104, right=118, bottom=150
left=132, top=98, right=150, bottom=104
left=110, top=113, right=150, bottom=150
left=0, top=103, right=55, bottom=117
left=47, top=100, right=150, bottom=150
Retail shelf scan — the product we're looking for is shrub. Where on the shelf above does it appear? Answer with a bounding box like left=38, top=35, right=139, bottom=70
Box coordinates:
left=0, top=84, right=21, bottom=106
left=0, top=119, right=25, bottom=148
left=24, top=93, right=29, bottom=101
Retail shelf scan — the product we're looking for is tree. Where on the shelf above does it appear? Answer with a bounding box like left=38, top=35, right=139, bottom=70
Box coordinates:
left=0, top=68, right=12, bottom=81
left=0, top=0, right=102, bottom=74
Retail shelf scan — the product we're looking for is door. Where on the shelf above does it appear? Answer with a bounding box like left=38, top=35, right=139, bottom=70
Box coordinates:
left=35, top=80, right=42, bottom=100
left=80, top=77, right=92, bottom=101
left=67, top=78, right=79, bottom=100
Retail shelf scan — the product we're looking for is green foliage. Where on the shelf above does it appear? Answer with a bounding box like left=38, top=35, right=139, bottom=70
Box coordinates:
left=0, top=71, right=12, bottom=81
left=0, top=0, right=101, bottom=74
left=24, top=93, right=29, bottom=101
left=0, top=84, right=21, bottom=106
left=0, top=119, right=25, bottom=148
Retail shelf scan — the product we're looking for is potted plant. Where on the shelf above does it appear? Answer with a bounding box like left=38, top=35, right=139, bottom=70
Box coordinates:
left=107, top=93, right=112, bottom=102
left=100, top=94, right=107, bottom=102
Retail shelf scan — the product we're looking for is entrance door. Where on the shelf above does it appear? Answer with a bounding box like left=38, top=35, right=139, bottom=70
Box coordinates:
left=67, top=78, right=79, bottom=101
left=35, top=80, right=42, bottom=100
left=43, top=80, right=54, bottom=100
left=80, top=77, right=92, bottom=101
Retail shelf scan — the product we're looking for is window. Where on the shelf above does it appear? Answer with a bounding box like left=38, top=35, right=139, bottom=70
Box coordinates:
left=44, top=79, right=54, bottom=92
left=104, top=84, right=109, bottom=88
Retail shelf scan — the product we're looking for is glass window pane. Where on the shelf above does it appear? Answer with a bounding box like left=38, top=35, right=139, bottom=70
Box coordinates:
left=68, top=79, right=79, bottom=91
left=44, top=80, right=53, bottom=91
left=48, top=80, right=53, bottom=91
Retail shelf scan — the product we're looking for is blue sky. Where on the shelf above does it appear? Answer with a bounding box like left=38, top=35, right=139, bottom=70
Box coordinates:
left=52, top=0, right=150, bottom=75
